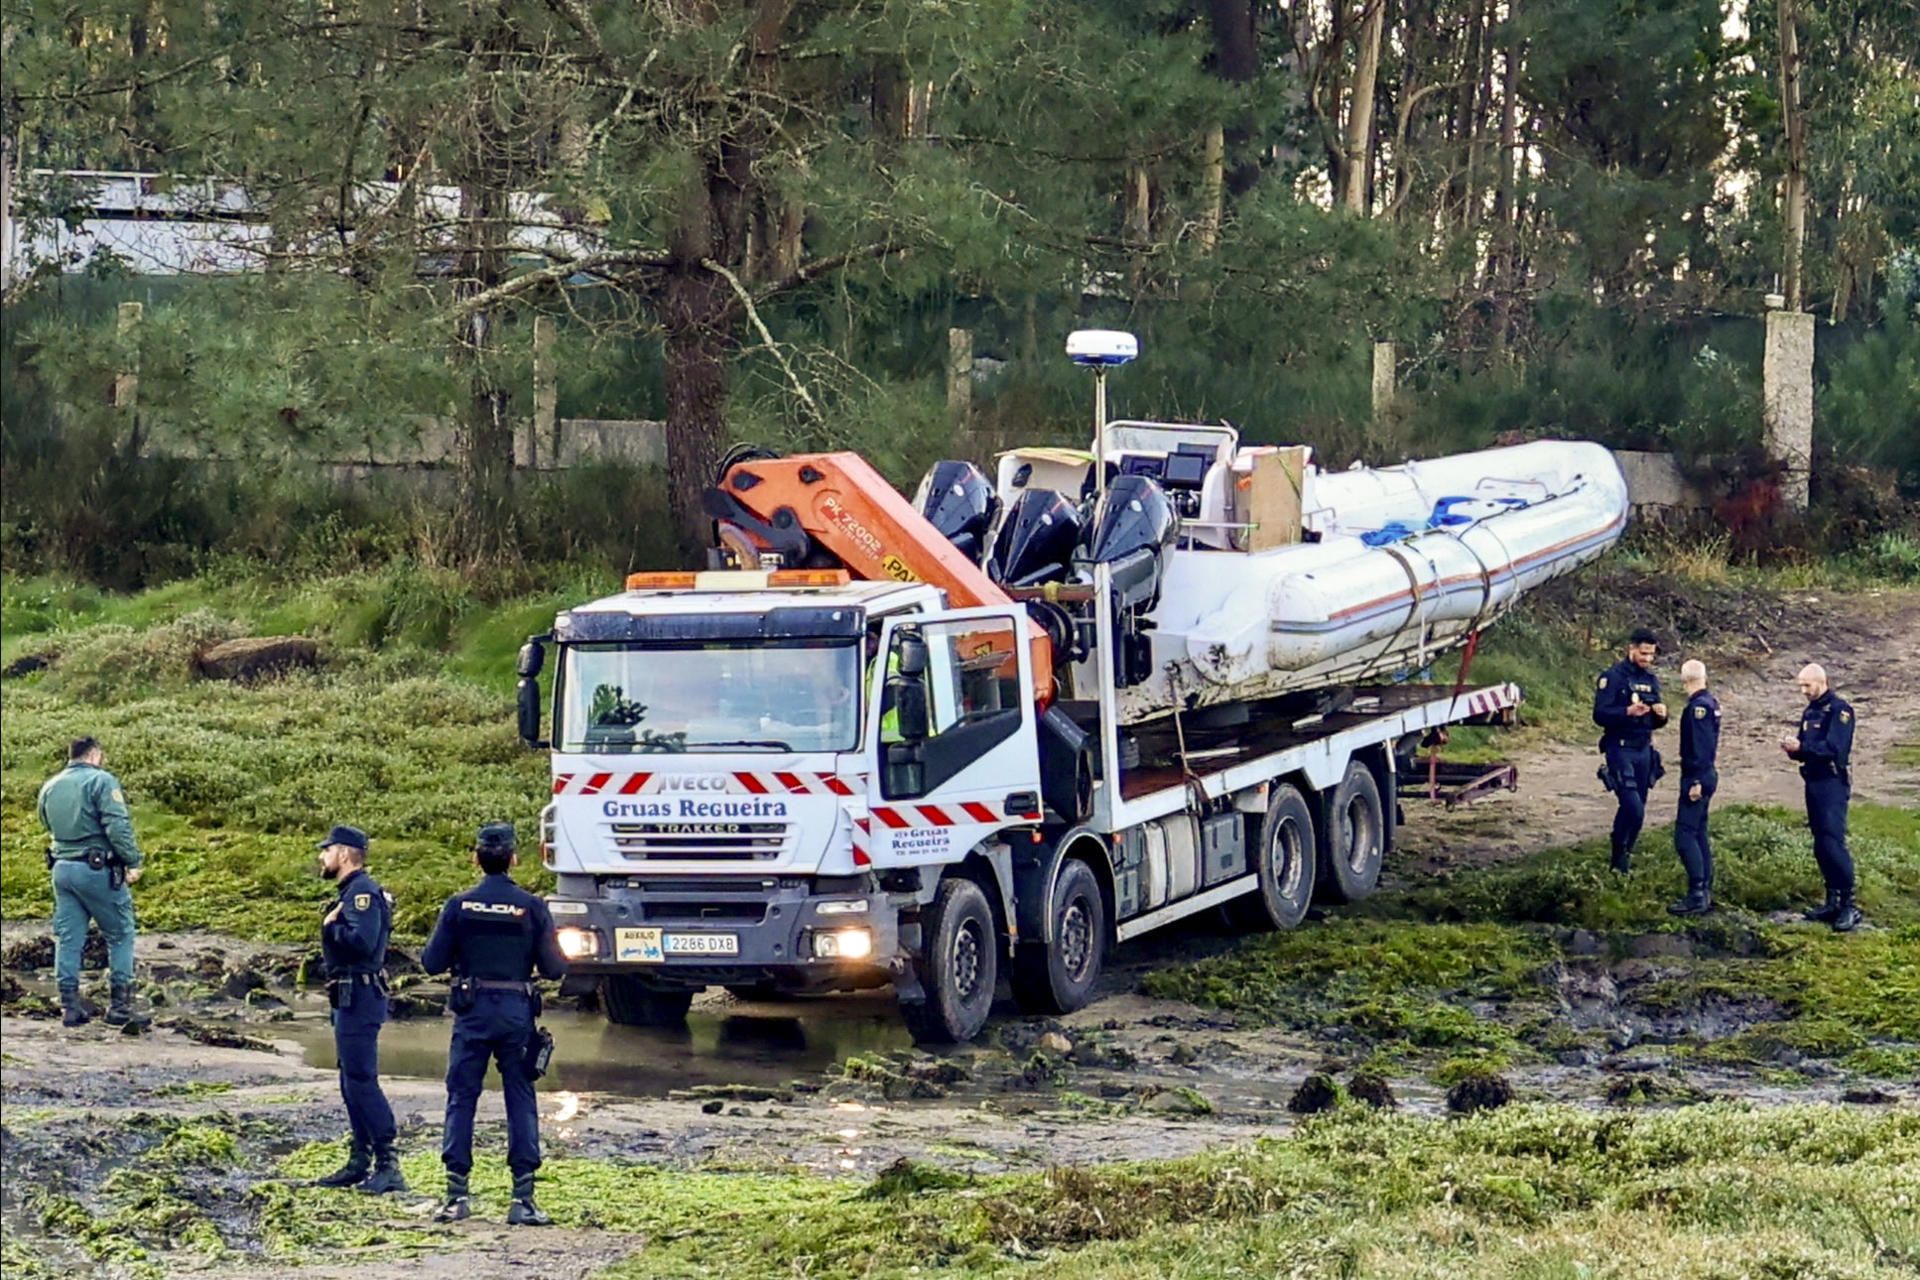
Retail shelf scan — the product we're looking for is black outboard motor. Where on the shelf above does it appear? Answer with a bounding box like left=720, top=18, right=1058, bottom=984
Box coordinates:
left=1073, top=474, right=1179, bottom=687
left=985, top=488, right=1083, bottom=587
left=912, top=460, right=1000, bottom=566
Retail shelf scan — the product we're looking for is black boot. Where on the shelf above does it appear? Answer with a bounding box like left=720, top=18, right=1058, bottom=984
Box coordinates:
left=357, top=1144, right=409, bottom=1196
left=434, top=1171, right=471, bottom=1222
left=506, top=1173, right=551, bottom=1226
left=1829, top=895, right=1864, bottom=933
left=1609, top=845, right=1632, bottom=875
left=1667, top=884, right=1713, bottom=916
left=103, top=979, right=148, bottom=1029
left=313, top=1140, right=371, bottom=1187
left=58, top=980, right=91, bottom=1028
left=1802, top=890, right=1841, bottom=923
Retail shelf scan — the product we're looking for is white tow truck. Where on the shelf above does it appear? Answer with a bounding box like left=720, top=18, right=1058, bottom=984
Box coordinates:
left=515, top=334, right=1573, bottom=1043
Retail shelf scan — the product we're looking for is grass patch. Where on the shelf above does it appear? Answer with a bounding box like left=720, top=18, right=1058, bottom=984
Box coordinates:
left=1146, top=803, right=1920, bottom=1078
left=254, top=1106, right=1920, bottom=1278
left=0, top=565, right=603, bottom=941
left=1141, top=919, right=1547, bottom=1054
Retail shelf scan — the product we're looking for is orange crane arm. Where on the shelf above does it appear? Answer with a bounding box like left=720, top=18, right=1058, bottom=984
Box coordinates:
left=706, top=451, right=1054, bottom=691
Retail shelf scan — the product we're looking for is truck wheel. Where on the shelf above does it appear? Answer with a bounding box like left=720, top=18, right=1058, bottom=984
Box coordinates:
left=601, top=976, right=695, bottom=1027
left=1011, top=859, right=1106, bottom=1016
left=1229, top=783, right=1317, bottom=931
left=1320, top=759, right=1385, bottom=903
left=900, top=877, right=998, bottom=1045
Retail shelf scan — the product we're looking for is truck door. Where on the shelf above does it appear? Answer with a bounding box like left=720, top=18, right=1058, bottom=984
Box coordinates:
left=863, top=606, right=1043, bottom=865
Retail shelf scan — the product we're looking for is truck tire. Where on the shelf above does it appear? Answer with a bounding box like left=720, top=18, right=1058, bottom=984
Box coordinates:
left=1228, top=783, right=1317, bottom=931
left=900, top=877, right=998, bottom=1044
left=601, top=976, right=695, bottom=1027
left=1011, top=858, right=1106, bottom=1016
left=1320, top=759, right=1385, bottom=904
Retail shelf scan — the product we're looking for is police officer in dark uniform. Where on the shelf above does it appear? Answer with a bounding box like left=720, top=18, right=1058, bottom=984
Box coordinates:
left=313, top=824, right=408, bottom=1195
left=421, top=823, right=567, bottom=1226
left=1592, top=627, right=1670, bottom=873
left=1668, top=659, right=1720, bottom=916
left=1780, top=664, right=1862, bottom=932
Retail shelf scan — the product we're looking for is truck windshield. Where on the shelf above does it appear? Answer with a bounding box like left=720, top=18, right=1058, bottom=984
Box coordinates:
left=556, top=641, right=863, bottom=754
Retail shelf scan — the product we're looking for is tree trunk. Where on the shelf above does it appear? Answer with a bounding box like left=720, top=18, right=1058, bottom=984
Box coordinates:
left=1450, top=0, right=1489, bottom=228
left=1198, top=123, right=1225, bottom=252
left=1778, top=0, right=1808, bottom=311
left=1205, top=0, right=1263, bottom=196
left=661, top=268, right=737, bottom=564
left=1490, top=0, right=1523, bottom=358
left=454, top=178, right=514, bottom=564
left=1342, top=0, right=1387, bottom=214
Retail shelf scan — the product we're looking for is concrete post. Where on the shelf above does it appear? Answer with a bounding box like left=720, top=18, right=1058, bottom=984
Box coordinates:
left=946, top=326, right=973, bottom=435
left=1764, top=309, right=1814, bottom=510
left=532, top=315, right=557, bottom=469
left=1371, top=341, right=1397, bottom=421
left=113, top=302, right=143, bottom=410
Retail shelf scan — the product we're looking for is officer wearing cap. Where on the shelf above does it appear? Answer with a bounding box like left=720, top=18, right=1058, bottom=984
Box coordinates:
left=1592, top=627, right=1669, bottom=873
left=312, top=824, right=407, bottom=1195
left=36, top=736, right=147, bottom=1029
left=421, top=822, right=567, bottom=1226
left=1780, top=663, right=1863, bottom=932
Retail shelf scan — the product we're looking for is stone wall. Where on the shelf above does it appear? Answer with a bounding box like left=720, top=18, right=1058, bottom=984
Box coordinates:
left=1612, top=450, right=1709, bottom=514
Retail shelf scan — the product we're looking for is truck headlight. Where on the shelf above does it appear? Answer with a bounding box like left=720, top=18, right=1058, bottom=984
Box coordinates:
left=814, top=928, right=872, bottom=960
left=557, top=927, right=599, bottom=959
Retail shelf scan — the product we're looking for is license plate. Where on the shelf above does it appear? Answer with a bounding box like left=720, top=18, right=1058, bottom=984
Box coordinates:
left=613, top=928, right=738, bottom=961
left=664, top=932, right=738, bottom=957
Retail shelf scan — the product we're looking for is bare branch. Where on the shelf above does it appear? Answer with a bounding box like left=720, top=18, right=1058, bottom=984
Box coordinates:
left=757, top=241, right=908, bottom=300
left=452, top=248, right=672, bottom=315
left=702, top=256, right=822, bottom=425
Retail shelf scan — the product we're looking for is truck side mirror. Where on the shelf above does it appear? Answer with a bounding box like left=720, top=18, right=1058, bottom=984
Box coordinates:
left=516, top=637, right=547, bottom=678
left=887, top=678, right=930, bottom=741
left=895, top=634, right=929, bottom=679
left=517, top=677, right=546, bottom=747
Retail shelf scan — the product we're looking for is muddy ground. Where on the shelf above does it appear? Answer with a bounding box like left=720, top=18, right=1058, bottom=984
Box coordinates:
left=3, top=588, right=1916, bottom=1278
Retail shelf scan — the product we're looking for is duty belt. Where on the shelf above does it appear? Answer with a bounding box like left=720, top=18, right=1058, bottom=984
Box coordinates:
left=327, top=970, right=389, bottom=985
left=463, top=978, right=536, bottom=996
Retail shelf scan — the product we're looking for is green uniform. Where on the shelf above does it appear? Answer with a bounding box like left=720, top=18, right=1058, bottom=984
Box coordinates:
left=37, top=762, right=143, bottom=987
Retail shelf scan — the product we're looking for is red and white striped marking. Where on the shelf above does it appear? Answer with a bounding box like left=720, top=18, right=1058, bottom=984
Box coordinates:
left=870, top=801, right=1039, bottom=829
left=1459, top=689, right=1506, bottom=717
left=850, top=814, right=872, bottom=867
left=550, top=771, right=857, bottom=797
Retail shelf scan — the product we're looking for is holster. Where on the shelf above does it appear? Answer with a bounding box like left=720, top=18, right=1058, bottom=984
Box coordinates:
left=327, top=979, right=354, bottom=1011
left=523, top=1025, right=555, bottom=1081
left=107, top=858, right=127, bottom=891
left=1596, top=764, right=1616, bottom=794
left=448, top=977, right=478, bottom=1014
left=1649, top=748, right=1667, bottom=785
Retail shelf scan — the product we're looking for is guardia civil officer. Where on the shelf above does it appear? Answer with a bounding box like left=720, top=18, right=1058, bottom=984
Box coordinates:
left=1668, top=659, right=1721, bottom=916
left=36, top=736, right=147, bottom=1029
left=421, top=823, right=568, bottom=1226
left=313, top=825, right=408, bottom=1195
left=1779, top=664, right=1862, bottom=932
left=1592, top=628, right=1670, bottom=874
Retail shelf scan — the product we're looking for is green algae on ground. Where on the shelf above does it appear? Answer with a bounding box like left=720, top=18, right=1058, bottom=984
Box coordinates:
left=1140, top=919, right=1547, bottom=1048
left=1147, top=803, right=1920, bottom=1077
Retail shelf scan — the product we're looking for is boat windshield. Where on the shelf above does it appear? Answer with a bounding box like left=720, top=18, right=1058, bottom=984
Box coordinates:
left=556, top=641, right=862, bottom=754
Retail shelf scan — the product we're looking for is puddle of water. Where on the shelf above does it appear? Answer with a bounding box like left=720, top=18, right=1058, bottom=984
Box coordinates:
left=282, top=994, right=912, bottom=1098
